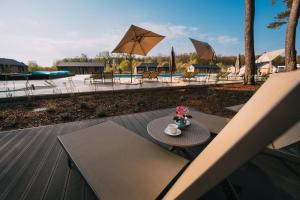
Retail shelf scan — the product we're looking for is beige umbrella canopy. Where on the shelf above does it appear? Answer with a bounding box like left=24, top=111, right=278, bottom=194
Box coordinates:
left=256, top=49, right=284, bottom=63
left=112, top=25, right=165, bottom=56
left=235, top=54, right=241, bottom=73
left=189, top=38, right=216, bottom=61
left=112, top=25, right=165, bottom=83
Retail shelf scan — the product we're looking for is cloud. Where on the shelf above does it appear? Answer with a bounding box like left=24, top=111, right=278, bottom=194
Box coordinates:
left=0, top=19, right=239, bottom=66
left=216, top=35, right=239, bottom=44
left=138, top=22, right=198, bottom=38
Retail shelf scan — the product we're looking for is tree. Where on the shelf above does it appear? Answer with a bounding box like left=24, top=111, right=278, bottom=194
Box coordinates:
left=119, top=60, right=131, bottom=72
left=285, top=0, right=300, bottom=71
left=28, top=61, right=39, bottom=72
left=268, top=0, right=300, bottom=71
left=80, top=53, right=88, bottom=62
left=244, top=0, right=256, bottom=85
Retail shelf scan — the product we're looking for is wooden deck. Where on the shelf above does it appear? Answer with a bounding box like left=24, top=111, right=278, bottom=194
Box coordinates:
left=0, top=108, right=299, bottom=200
left=0, top=108, right=180, bottom=200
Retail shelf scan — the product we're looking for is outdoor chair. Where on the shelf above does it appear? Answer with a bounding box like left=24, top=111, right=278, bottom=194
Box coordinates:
left=142, top=70, right=150, bottom=78
left=90, top=73, right=104, bottom=84
left=103, top=71, right=114, bottom=85
left=182, top=72, right=195, bottom=81
left=58, top=71, right=299, bottom=200
left=150, top=71, right=160, bottom=81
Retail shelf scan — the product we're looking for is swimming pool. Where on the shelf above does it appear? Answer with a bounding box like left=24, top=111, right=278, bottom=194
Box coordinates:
left=31, top=71, right=71, bottom=75
left=113, top=73, right=208, bottom=78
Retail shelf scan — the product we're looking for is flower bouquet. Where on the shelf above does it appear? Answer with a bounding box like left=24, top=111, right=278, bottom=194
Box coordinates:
left=173, top=106, right=192, bottom=130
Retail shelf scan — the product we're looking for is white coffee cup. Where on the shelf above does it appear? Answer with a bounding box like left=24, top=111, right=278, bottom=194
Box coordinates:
left=166, top=124, right=178, bottom=134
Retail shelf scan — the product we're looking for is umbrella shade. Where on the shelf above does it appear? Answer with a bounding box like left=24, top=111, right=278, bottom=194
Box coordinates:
left=256, top=49, right=284, bottom=63
left=190, top=38, right=215, bottom=60
left=171, top=47, right=176, bottom=72
left=235, top=54, right=241, bottom=73
left=112, top=25, right=165, bottom=56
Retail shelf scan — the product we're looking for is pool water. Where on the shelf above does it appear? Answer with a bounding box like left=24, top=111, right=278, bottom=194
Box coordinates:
left=31, top=71, right=71, bottom=75
left=113, top=73, right=208, bottom=78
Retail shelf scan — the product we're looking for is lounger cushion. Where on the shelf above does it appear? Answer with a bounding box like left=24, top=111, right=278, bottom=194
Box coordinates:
left=58, top=121, right=188, bottom=200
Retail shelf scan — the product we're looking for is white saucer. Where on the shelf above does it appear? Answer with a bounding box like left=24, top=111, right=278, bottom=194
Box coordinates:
left=164, top=128, right=181, bottom=136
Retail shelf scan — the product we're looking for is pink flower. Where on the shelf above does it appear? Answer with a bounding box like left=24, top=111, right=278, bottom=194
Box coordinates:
left=176, top=106, right=189, bottom=118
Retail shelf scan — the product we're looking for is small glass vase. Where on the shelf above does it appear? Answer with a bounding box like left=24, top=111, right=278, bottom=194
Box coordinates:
left=175, top=118, right=186, bottom=130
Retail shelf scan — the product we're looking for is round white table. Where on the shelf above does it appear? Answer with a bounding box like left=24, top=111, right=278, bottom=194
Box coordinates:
left=147, top=116, right=211, bottom=148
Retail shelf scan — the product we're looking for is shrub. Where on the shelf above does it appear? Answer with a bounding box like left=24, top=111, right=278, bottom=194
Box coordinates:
left=3, top=116, right=18, bottom=129
left=79, top=101, right=88, bottom=109
left=25, top=100, right=35, bottom=108
left=59, top=112, right=72, bottom=121
left=46, top=106, right=56, bottom=114
left=136, top=100, right=145, bottom=107
left=96, top=106, right=107, bottom=117
left=133, top=105, right=139, bottom=112
left=207, top=87, right=218, bottom=100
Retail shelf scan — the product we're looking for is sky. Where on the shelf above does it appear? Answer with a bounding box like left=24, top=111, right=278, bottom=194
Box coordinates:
left=0, top=0, right=299, bottom=66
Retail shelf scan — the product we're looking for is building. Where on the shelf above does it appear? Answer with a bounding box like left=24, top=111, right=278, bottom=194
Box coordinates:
left=0, top=58, right=28, bottom=74
left=257, top=62, right=277, bottom=75
left=189, top=64, right=220, bottom=73
left=135, top=63, right=158, bottom=73
left=187, top=65, right=195, bottom=72
left=157, top=63, right=171, bottom=73
left=56, top=62, right=105, bottom=74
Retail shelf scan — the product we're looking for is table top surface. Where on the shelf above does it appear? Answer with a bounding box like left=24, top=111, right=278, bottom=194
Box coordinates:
left=147, top=116, right=211, bottom=147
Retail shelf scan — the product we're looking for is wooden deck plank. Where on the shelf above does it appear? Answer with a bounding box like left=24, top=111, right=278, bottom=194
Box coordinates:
left=0, top=127, right=47, bottom=181
left=0, top=108, right=298, bottom=200
left=23, top=142, right=63, bottom=200
left=41, top=121, right=96, bottom=200
left=3, top=131, right=58, bottom=200
left=0, top=128, right=42, bottom=173
left=0, top=129, right=29, bottom=158
left=41, top=148, right=68, bottom=200
left=0, top=109, right=185, bottom=200
left=120, top=114, right=142, bottom=134
left=0, top=129, right=19, bottom=140
left=0, top=127, right=54, bottom=199
left=111, top=115, right=125, bottom=127
left=64, top=169, right=86, bottom=200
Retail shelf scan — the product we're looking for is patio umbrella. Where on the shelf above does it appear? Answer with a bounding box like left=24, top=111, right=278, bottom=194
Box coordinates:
left=235, top=54, right=241, bottom=74
left=170, top=46, right=176, bottom=82
left=189, top=38, right=216, bottom=80
left=189, top=38, right=216, bottom=61
left=112, top=25, right=165, bottom=83
left=256, top=49, right=284, bottom=63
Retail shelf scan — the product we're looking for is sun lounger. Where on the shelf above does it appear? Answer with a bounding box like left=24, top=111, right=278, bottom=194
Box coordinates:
left=182, top=72, right=195, bottom=81
left=164, top=71, right=299, bottom=199
left=90, top=73, right=104, bottom=84
left=58, top=71, right=299, bottom=199
left=58, top=121, right=188, bottom=200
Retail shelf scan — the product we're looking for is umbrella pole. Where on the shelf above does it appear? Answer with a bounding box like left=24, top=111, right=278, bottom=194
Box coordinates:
left=129, top=54, right=133, bottom=83
left=170, top=62, right=173, bottom=83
